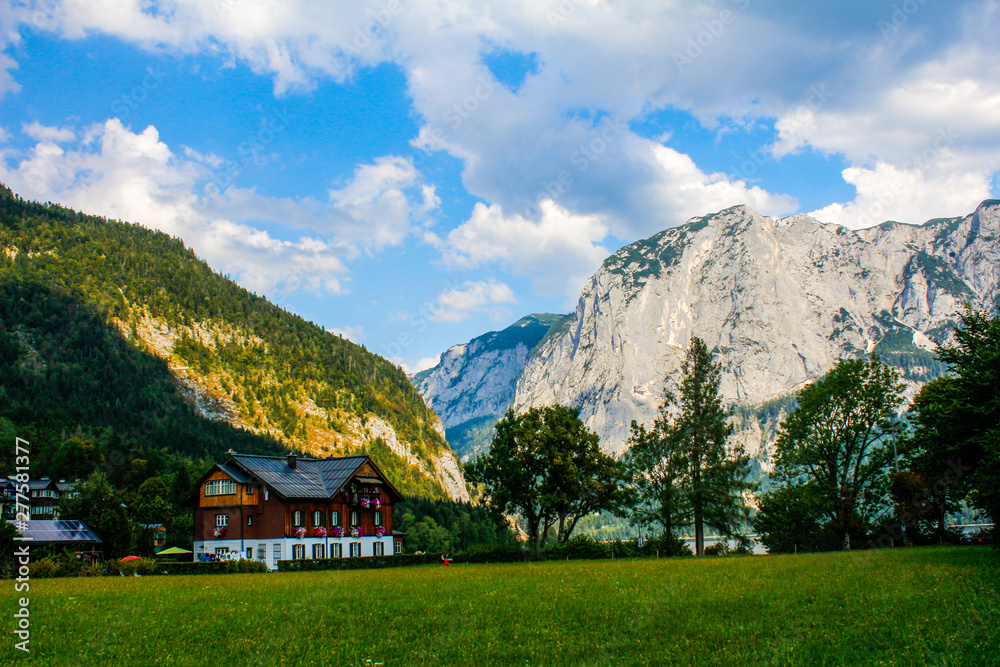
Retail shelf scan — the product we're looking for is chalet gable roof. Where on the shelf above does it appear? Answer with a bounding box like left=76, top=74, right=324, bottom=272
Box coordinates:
left=215, top=453, right=403, bottom=502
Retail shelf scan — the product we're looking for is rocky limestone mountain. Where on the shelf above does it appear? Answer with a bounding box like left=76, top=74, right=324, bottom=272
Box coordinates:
left=412, top=314, right=568, bottom=460
left=512, top=201, right=1000, bottom=458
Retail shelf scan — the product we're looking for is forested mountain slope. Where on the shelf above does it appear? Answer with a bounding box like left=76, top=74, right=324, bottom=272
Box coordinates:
left=0, top=183, right=466, bottom=500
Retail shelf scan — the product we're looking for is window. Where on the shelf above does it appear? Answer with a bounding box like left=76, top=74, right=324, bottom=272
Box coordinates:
left=394, top=540, right=402, bottom=555
left=350, top=510, right=358, bottom=526
left=155, top=531, right=166, bottom=541
left=246, top=485, right=254, bottom=495
left=374, top=510, right=383, bottom=526
left=332, top=543, right=342, bottom=558
left=292, top=510, right=304, bottom=527
left=246, top=547, right=253, bottom=560
left=258, top=543, right=267, bottom=562
left=312, top=510, right=323, bottom=527
left=313, top=544, right=325, bottom=559
left=329, top=510, right=341, bottom=526
left=215, top=514, right=228, bottom=527
left=272, top=543, right=281, bottom=567
left=247, top=516, right=253, bottom=527
left=264, top=488, right=269, bottom=501
left=205, top=479, right=237, bottom=496
left=349, top=542, right=361, bottom=558
left=215, top=547, right=229, bottom=556
left=374, top=542, right=384, bottom=556
left=292, top=544, right=305, bottom=560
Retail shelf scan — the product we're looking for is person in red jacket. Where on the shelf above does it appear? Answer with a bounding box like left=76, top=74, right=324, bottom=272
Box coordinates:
left=441, top=554, right=451, bottom=567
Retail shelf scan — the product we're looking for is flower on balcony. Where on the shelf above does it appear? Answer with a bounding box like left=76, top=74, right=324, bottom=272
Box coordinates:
left=331, top=526, right=344, bottom=538
left=213, top=527, right=226, bottom=538
left=375, top=526, right=386, bottom=537
left=351, top=526, right=362, bottom=538
left=313, top=526, right=327, bottom=537
left=293, top=527, right=306, bottom=538
left=360, top=498, right=370, bottom=508
left=372, top=498, right=382, bottom=509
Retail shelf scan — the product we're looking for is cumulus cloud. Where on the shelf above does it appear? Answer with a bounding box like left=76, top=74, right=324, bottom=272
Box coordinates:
left=808, top=162, right=992, bottom=228
left=427, top=279, right=517, bottom=323
left=4, top=1, right=999, bottom=250
left=0, top=118, right=431, bottom=299
left=22, top=121, right=75, bottom=142
left=443, top=200, right=611, bottom=298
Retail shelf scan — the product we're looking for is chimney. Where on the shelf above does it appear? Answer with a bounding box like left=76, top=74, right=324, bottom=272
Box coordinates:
left=288, top=454, right=297, bottom=470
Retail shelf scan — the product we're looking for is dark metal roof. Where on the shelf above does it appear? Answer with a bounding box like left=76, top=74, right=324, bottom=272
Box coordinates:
left=225, top=453, right=400, bottom=501
left=9, top=520, right=102, bottom=544
left=216, top=463, right=251, bottom=484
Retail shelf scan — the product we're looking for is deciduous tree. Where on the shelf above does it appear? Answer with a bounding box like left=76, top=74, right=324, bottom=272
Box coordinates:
left=773, top=356, right=905, bottom=550
left=466, top=405, right=624, bottom=556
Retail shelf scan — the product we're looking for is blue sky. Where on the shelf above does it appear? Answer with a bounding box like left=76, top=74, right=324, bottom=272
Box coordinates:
left=1, top=1, right=998, bottom=372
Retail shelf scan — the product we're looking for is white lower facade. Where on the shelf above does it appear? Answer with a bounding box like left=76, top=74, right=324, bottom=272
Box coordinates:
left=194, top=536, right=397, bottom=570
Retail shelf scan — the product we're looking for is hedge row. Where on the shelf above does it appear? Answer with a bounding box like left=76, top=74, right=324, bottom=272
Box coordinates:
left=276, top=537, right=695, bottom=572
left=26, top=554, right=267, bottom=578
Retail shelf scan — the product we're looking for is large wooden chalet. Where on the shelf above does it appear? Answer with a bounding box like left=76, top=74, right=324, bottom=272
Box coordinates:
left=188, top=452, right=403, bottom=569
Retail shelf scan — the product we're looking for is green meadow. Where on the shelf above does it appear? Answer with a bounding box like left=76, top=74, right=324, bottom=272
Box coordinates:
left=4, top=547, right=998, bottom=666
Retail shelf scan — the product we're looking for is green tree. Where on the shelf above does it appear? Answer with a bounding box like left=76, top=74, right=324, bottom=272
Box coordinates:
left=752, top=482, right=840, bottom=553
left=466, top=405, right=623, bottom=556
left=132, top=476, right=175, bottom=524
left=674, top=338, right=753, bottom=556
left=623, top=401, right=687, bottom=539
left=774, top=356, right=905, bottom=550
left=59, top=472, right=132, bottom=558
left=905, top=308, right=1000, bottom=530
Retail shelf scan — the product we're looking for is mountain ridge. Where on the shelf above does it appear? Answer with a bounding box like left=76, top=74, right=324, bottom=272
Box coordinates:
left=416, top=200, right=999, bottom=467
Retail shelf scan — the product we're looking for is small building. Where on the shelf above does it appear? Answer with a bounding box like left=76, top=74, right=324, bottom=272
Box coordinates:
left=186, top=452, right=404, bottom=570
left=7, top=520, right=104, bottom=559
left=139, top=523, right=168, bottom=552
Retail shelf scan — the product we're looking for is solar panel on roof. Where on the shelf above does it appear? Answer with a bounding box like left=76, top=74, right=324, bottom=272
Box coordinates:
left=9, top=520, right=102, bottom=543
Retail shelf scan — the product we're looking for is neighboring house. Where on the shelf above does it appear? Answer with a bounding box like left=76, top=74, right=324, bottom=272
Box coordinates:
left=139, top=523, right=168, bottom=552
left=187, top=452, right=404, bottom=570
left=0, top=477, right=75, bottom=521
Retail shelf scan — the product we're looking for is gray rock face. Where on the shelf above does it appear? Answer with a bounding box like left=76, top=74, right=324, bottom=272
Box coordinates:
left=412, top=314, right=568, bottom=459
left=513, top=202, right=1000, bottom=456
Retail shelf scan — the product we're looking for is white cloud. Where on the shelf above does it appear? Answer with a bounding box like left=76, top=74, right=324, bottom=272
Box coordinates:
left=781, top=40, right=1000, bottom=226
left=329, top=325, right=365, bottom=343
left=427, top=279, right=517, bottom=323
left=0, top=118, right=434, bottom=299
left=22, top=121, right=76, bottom=142
left=5, top=1, right=999, bottom=246
left=443, top=199, right=611, bottom=298
left=328, top=155, right=427, bottom=249
left=808, top=162, right=992, bottom=228
left=404, top=356, right=441, bottom=375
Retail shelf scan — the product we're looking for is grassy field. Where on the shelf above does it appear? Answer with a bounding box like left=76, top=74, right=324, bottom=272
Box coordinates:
left=3, top=546, right=998, bottom=666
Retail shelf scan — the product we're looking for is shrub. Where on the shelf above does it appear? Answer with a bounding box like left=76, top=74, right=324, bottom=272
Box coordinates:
left=704, top=541, right=730, bottom=556
left=458, top=543, right=526, bottom=564
left=548, top=536, right=609, bottom=560
left=643, top=533, right=692, bottom=557
left=29, top=557, right=61, bottom=578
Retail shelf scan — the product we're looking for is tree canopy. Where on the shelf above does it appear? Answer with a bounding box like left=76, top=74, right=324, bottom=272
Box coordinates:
left=625, top=338, right=753, bottom=555
left=771, top=356, right=905, bottom=550
left=466, top=405, right=626, bottom=555
left=905, top=308, right=1000, bottom=530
